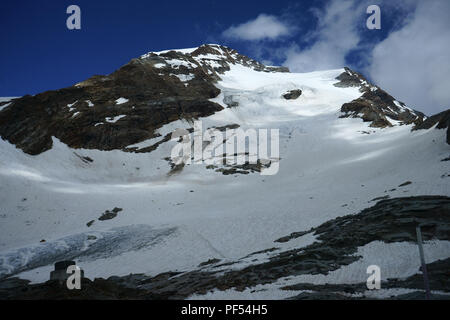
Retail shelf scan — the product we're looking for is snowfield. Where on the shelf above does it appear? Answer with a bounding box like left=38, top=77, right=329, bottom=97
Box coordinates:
left=0, top=63, right=449, bottom=298
left=0, top=97, right=18, bottom=112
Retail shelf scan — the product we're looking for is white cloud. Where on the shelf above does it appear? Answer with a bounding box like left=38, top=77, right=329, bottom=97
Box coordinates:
left=284, top=0, right=364, bottom=72
left=222, top=14, right=290, bottom=41
left=281, top=0, right=449, bottom=114
left=368, top=0, right=450, bottom=114
left=222, top=0, right=450, bottom=114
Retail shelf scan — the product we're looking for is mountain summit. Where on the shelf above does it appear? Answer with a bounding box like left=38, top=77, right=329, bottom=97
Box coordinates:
left=0, top=44, right=437, bottom=156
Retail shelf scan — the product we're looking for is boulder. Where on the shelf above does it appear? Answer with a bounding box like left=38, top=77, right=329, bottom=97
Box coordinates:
left=282, top=89, right=302, bottom=100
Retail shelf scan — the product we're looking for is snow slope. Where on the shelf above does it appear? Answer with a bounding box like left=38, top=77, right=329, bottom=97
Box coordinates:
left=0, top=97, right=18, bottom=112
left=0, top=63, right=449, bottom=298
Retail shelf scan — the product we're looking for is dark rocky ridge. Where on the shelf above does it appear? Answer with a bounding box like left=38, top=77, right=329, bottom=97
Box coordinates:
left=282, top=89, right=302, bottom=100
left=413, top=109, right=450, bottom=145
left=335, top=67, right=425, bottom=128
left=335, top=68, right=450, bottom=143
left=0, top=45, right=287, bottom=155
left=2, top=196, right=448, bottom=299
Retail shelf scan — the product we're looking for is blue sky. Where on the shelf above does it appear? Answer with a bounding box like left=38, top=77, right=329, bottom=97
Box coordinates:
left=1, top=0, right=449, bottom=115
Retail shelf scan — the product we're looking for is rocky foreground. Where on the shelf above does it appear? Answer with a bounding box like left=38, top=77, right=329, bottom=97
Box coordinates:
left=1, top=196, right=449, bottom=300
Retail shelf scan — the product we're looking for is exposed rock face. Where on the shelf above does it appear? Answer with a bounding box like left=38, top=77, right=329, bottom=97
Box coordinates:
left=413, top=109, right=450, bottom=144
left=5, top=256, right=449, bottom=300
left=282, top=89, right=302, bottom=100
left=335, top=67, right=425, bottom=128
left=0, top=63, right=221, bottom=155
left=98, top=207, right=123, bottom=221
left=0, top=45, right=288, bottom=155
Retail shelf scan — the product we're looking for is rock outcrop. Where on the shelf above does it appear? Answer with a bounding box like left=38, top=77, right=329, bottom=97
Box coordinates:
left=413, top=109, right=450, bottom=144
left=335, top=67, right=425, bottom=128
left=282, top=89, right=302, bottom=100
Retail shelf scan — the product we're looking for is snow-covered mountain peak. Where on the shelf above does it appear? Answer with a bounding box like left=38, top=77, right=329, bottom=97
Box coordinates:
left=140, top=44, right=290, bottom=76
left=0, top=43, right=438, bottom=159
left=0, top=44, right=449, bottom=299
